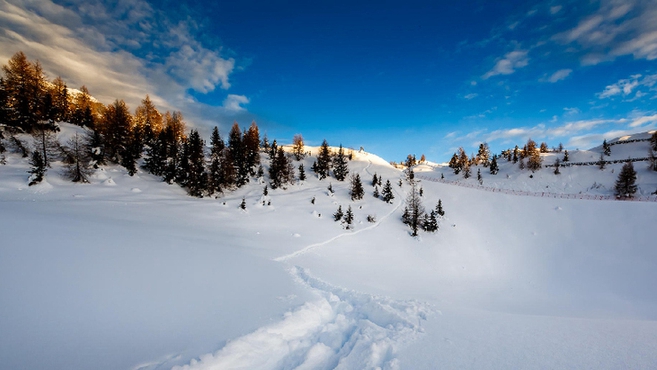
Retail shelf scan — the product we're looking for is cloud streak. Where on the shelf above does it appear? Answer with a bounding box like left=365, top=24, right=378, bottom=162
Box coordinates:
left=483, top=50, right=529, bottom=79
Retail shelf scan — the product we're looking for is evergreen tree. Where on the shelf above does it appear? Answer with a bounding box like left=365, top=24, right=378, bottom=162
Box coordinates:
left=398, top=179, right=402, bottom=187
left=423, top=210, right=438, bottom=232
left=343, top=205, right=354, bottom=229
left=372, top=172, right=379, bottom=186
left=50, top=76, right=69, bottom=123
left=269, top=139, right=278, bottom=159
left=299, top=163, right=306, bottom=181
left=64, top=133, right=93, bottom=183
left=333, top=205, right=343, bottom=221
left=316, top=139, right=331, bottom=179
left=328, top=183, right=334, bottom=194
left=349, top=173, right=364, bottom=201
left=553, top=158, right=561, bottom=175
left=228, top=122, right=247, bottom=186
left=513, top=145, right=519, bottom=163
left=269, top=147, right=292, bottom=189
left=219, top=149, right=236, bottom=189
left=477, top=168, right=483, bottom=185
left=558, top=142, right=564, bottom=152
left=651, top=131, right=657, bottom=151
left=603, top=139, right=611, bottom=156
left=436, top=199, right=444, bottom=216
left=401, top=206, right=411, bottom=225
left=448, top=153, right=460, bottom=174
left=518, top=158, right=525, bottom=170
left=476, top=142, right=490, bottom=167
left=261, top=134, right=270, bottom=151
left=378, top=175, right=382, bottom=186
left=244, top=121, right=261, bottom=175
left=649, top=147, right=657, bottom=172
left=598, top=153, right=606, bottom=170
left=263, top=185, right=268, bottom=196
left=382, top=180, right=394, bottom=203
left=185, top=129, right=207, bottom=197
left=2, top=52, right=46, bottom=131
left=240, top=198, right=246, bottom=210
left=563, top=150, right=569, bottom=162
left=489, top=155, right=499, bottom=175
left=28, top=150, right=46, bottom=185
left=615, top=161, right=637, bottom=198
left=100, top=99, right=132, bottom=162
left=134, top=95, right=163, bottom=143
left=206, top=126, right=225, bottom=194
left=373, top=185, right=380, bottom=198
left=540, top=142, right=549, bottom=153
left=143, top=130, right=166, bottom=176
left=332, top=144, right=349, bottom=181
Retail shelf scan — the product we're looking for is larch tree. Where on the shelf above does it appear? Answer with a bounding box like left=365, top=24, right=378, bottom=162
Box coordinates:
left=64, top=133, right=93, bottom=183
left=292, top=134, right=305, bottom=160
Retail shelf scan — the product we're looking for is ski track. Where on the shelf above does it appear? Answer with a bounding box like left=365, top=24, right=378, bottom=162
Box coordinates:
left=173, top=267, right=431, bottom=370
left=274, top=160, right=404, bottom=262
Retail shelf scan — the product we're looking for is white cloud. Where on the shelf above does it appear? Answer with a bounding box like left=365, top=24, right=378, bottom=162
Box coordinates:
left=550, top=5, right=562, bottom=15
left=597, top=73, right=657, bottom=99
left=563, top=107, right=580, bottom=115
left=628, top=114, right=657, bottom=128
left=464, top=93, right=478, bottom=100
left=222, top=94, right=250, bottom=113
left=547, top=68, right=572, bottom=83
left=483, top=50, right=529, bottom=79
left=555, top=0, right=657, bottom=64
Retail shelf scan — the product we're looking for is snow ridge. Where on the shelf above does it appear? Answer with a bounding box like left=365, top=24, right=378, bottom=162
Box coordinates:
left=173, top=267, right=431, bottom=370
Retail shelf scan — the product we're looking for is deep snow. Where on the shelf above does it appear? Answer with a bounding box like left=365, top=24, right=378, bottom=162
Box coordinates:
left=1, top=124, right=657, bottom=369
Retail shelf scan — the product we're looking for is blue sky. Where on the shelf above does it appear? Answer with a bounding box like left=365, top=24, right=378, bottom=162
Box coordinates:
left=1, top=0, right=656, bottom=162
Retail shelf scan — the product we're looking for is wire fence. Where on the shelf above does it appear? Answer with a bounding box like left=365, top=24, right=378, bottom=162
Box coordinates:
left=416, top=174, right=657, bottom=203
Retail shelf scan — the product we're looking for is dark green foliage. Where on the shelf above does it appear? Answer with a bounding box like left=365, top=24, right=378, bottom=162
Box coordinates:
left=372, top=173, right=379, bottom=186
left=651, top=131, right=657, bottom=151
left=513, top=145, right=519, bottom=163
left=419, top=186, right=424, bottom=196
left=349, top=173, right=364, bottom=201
left=333, top=205, right=343, bottom=221
left=382, top=180, right=394, bottom=203
left=298, top=163, right=306, bottom=181
left=328, top=183, right=334, bottom=194
left=228, top=122, right=248, bottom=186
left=101, top=99, right=132, bottom=162
left=28, top=150, right=46, bottom=185
left=423, top=210, right=438, bottom=232
left=332, top=144, right=349, bottom=181
left=373, top=185, right=380, bottom=198
left=240, top=198, right=246, bottom=210
left=598, top=153, right=606, bottom=170
left=316, top=139, right=331, bottom=180
left=184, top=129, right=207, bottom=197
left=436, top=199, right=444, bottom=216
left=615, top=161, right=637, bottom=198
left=603, top=139, right=611, bottom=156
left=269, top=147, right=292, bottom=189
left=206, top=127, right=224, bottom=194
left=398, top=179, right=402, bottom=187
left=257, top=165, right=264, bottom=178
left=553, top=158, right=561, bottom=175
left=489, top=155, right=499, bottom=175
left=263, top=185, right=268, bottom=196
left=343, top=205, right=354, bottom=229
left=563, top=150, right=569, bottom=162
left=243, top=122, right=261, bottom=176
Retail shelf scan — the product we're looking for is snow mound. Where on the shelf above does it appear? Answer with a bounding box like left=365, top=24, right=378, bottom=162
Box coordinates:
left=174, top=267, right=430, bottom=370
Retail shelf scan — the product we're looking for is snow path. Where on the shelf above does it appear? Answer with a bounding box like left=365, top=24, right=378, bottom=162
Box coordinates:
left=173, top=267, right=431, bottom=370
left=274, top=160, right=404, bottom=262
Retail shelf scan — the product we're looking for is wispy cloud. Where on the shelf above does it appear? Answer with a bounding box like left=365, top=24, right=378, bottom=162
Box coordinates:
left=554, top=0, right=657, bottom=64
left=464, top=93, right=478, bottom=100
left=483, top=50, right=529, bottom=79
left=222, top=94, right=250, bottom=113
left=597, top=73, right=657, bottom=99
left=545, top=68, right=572, bottom=83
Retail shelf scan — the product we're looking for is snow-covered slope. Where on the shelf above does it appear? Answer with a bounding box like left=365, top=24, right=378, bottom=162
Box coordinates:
left=1, top=125, right=657, bottom=369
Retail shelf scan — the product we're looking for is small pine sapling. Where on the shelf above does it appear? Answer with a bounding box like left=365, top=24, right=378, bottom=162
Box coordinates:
left=398, top=179, right=402, bottom=187
left=563, top=150, right=569, bottom=162
left=311, top=196, right=315, bottom=204
left=328, top=183, right=334, bottom=194
left=240, top=198, right=247, bottom=210
left=373, top=185, right=380, bottom=198
left=419, top=187, right=424, bottom=196
left=436, top=199, right=444, bottom=216
left=598, top=153, right=606, bottom=170
left=477, top=168, right=483, bottom=185
left=554, top=158, right=561, bottom=175
left=333, top=205, right=343, bottom=221
left=382, top=180, right=395, bottom=203
left=343, top=206, right=354, bottom=229
left=298, top=163, right=306, bottom=181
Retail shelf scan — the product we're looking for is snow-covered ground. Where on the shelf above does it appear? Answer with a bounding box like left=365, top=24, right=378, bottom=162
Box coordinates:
left=1, top=125, right=657, bottom=369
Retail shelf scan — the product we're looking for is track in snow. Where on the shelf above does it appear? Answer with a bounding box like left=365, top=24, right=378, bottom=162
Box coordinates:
left=173, top=267, right=431, bottom=370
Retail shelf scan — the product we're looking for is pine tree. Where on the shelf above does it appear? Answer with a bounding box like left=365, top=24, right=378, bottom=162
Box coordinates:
left=436, top=199, right=444, bottom=216
left=135, top=95, right=163, bottom=143
left=563, top=150, right=569, bottom=162
left=143, top=130, right=166, bottom=176
left=28, top=150, right=46, bottom=185
left=603, top=139, right=611, bottom=156
left=100, top=99, right=132, bottom=162
left=423, top=210, right=438, bottom=232
left=343, top=205, right=354, bottom=229
left=207, top=126, right=225, bottom=195
left=64, top=133, right=93, bottom=183
left=333, top=205, right=343, bottom=221
left=476, top=142, right=490, bottom=167
left=518, top=158, right=525, bottom=170
left=477, top=168, right=483, bottom=185
left=401, top=206, right=411, bottom=225
left=228, top=122, right=247, bottom=186
left=185, top=129, right=207, bottom=197
left=553, top=158, right=561, bottom=175
left=489, top=155, right=499, bottom=175
left=243, top=121, right=261, bottom=175
left=649, top=147, right=657, bottom=172
left=298, top=163, right=306, bottom=181
left=263, top=185, right=268, bottom=196
left=398, top=179, right=402, bottom=187
left=373, top=185, right=380, bottom=198
left=372, top=172, right=379, bottom=187
left=332, top=144, right=349, bottom=181
left=651, top=131, right=657, bottom=151
left=382, top=180, right=394, bottom=203
left=240, top=198, right=247, bottom=210
left=598, top=153, right=606, bottom=170
left=328, top=183, right=334, bottom=194
left=540, top=142, right=549, bottom=153
left=316, top=139, right=331, bottom=179
left=349, top=173, right=364, bottom=200
left=269, top=146, right=292, bottom=189
left=615, top=161, right=637, bottom=198
left=513, top=145, right=519, bottom=163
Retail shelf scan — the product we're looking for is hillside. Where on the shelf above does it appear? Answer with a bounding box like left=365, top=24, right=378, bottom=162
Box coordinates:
left=1, top=124, right=657, bottom=370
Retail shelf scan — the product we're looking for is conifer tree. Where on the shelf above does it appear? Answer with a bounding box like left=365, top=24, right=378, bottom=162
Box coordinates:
left=333, top=205, right=343, bottom=221
left=332, top=144, right=349, bottom=181
left=423, top=210, right=438, bottom=232
left=373, top=185, right=380, bottom=198
left=185, top=129, right=207, bottom=197
left=553, top=158, right=561, bottom=175
left=598, top=153, right=606, bottom=170
left=603, top=139, right=611, bottom=156
left=651, top=131, right=657, bottom=151
left=343, top=205, right=354, bottom=229
left=476, top=142, right=490, bottom=167
left=316, top=139, right=331, bottom=179
left=401, top=206, right=411, bottom=225
left=328, top=183, right=334, bottom=194
left=134, top=95, right=163, bottom=143
left=649, top=147, right=657, bottom=172
left=240, top=198, right=247, bottom=210
left=405, top=181, right=425, bottom=237
left=615, top=161, right=637, bottom=198
left=513, top=145, right=519, bottom=163
left=540, top=142, right=549, bottom=153
left=436, top=199, right=444, bottom=216
left=398, top=179, right=402, bottom=187
left=448, top=153, right=459, bottom=174
left=219, top=149, right=236, bottom=189
left=269, top=146, right=292, bottom=189
left=489, top=155, right=499, bottom=175
left=269, top=139, right=277, bottom=159
left=378, top=175, right=382, bottom=185
left=50, top=76, right=69, bottom=122
left=299, top=163, right=306, bottom=181
left=207, top=126, right=225, bottom=194
left=372, top=172, right=379, bottom=186
left=563, top=150, right=569, bottom=162
left=100, top=99, right=132, bottom=162
left=244, top=121, right=261, bottom=175
left=261, top=135, right=270, bottom=151
left=64, top=133, right=93, bottom=183
left=228, top=122, right=248, bottom=186
left=263, top=185, right=268, bottom=196
left=518, top=158, right=525, bottom=170
left=349, top=173, right=364, bottom=200
left=28, top=150, right=46, bottom=185
left=382, top=179, right=394, bottom=203
left=477, top=168, right=483, bottom=185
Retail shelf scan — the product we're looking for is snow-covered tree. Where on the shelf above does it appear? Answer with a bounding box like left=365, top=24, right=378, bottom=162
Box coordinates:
left=615, top=161, right=637, bottom=198
left=333, top=205, right=343, bottom=221
left=27, top=150, right=46, bottom=185
left=343, top=205, right=354, bottom=229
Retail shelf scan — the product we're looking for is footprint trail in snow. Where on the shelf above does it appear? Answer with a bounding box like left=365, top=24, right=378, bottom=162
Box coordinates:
left=173, top=266, right=431, bottom=370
